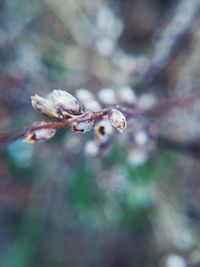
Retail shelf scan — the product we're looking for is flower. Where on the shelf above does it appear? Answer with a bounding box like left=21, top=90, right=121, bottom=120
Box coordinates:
left=25, top=121, right=56, bottom=143
left=108, top=108, right=127, bottom=132
left=31, top=90, right=83, bottom=119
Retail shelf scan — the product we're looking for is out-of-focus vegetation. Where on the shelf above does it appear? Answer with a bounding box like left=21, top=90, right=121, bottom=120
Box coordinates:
left=1, top=0, right=200, bottom=267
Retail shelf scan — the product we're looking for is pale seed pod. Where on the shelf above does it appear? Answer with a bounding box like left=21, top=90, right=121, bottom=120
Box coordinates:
left=25, top=121, right=56, bottom=143
left=108, top=108, right=127, bottom=132
left=49, top=89, right=83, bottom=118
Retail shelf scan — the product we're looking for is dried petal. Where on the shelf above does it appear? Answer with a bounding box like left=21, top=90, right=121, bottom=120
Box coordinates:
left=49, top=90, right=83, bottom=118
left=25, top=121, right=56, bottom=143
left=71, top=120, right=95, bottom=134
left=108, top=108, right=127, bottom=132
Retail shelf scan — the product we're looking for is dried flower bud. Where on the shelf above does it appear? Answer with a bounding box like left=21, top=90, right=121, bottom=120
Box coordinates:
left=108, top=109, right=127, bottom=132
left=71, top=120, right=95, bottom=134
left=25, top=121, right=56, bottom=143
left=31, top=90, right=83, bottom=119
left=49, top=90, right=83, bottom=118
left=31, top=95, right=58, bottom=118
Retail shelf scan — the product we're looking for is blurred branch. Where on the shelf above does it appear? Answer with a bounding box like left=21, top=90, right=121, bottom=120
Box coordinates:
left=138, top=0, right=200, bottom=86
left=146, top=91, right=200, bottom=116
left=157, top=135, right=200, bottom=158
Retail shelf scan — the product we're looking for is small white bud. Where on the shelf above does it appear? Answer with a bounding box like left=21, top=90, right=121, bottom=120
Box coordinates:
left=71, top=120, right=95, bottom=134
left=134, top=131, right=148, bottom=145
left=117, top=86, right=137, bottom=104
left=25, top=121, right=56, bottom=143
left=108, top=108, right=127, bottom=132
left=76, top=89, right=101, bottom=111
left=165, top=254, right=186, bottom=267
left=98, top=88, right=117, bottom=105
left=84, top=140, right=99, bottom=157
left=95, top=37, right=115, bottom=56
left=138, top=93, right=157, bottom=109
left=127, top=148, right=148, bottom=166
left=116, top=53, right=137, bottom=73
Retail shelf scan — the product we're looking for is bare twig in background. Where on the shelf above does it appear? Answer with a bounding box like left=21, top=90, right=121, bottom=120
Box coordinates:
left=157, top=135, right=200, bottom=158
left=138, top=0, right=200, bottom=86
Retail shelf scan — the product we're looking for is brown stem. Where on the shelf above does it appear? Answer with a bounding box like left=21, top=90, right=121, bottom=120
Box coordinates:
left=0, top=109, right=109, bottom=144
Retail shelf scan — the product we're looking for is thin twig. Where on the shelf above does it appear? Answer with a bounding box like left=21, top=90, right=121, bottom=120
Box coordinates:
left=0, top=109, right=108, bottom=144
left=137, top=0, right=200, bottom=87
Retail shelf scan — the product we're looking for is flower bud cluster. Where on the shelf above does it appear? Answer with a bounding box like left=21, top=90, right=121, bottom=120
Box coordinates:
left=31, top=90, right=94, bottom=134
left=30, top=89, right=128, bottom=148
left=26, top=87, right=159, bottom=164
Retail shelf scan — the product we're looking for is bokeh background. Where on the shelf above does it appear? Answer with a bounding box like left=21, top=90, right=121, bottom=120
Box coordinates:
left=1, top=0, right=200, bottom=266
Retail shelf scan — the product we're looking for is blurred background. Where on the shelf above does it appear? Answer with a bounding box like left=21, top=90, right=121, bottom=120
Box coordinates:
left=1, top=0, right=200, bottom=266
